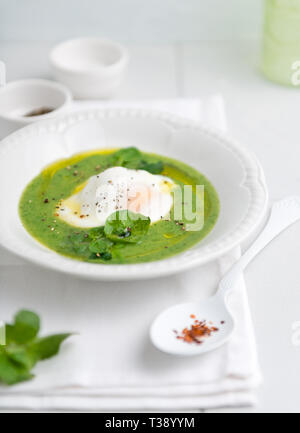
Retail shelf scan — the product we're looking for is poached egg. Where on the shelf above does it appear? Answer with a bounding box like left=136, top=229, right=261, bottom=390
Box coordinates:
left=58, top=166, right=174, bottom=228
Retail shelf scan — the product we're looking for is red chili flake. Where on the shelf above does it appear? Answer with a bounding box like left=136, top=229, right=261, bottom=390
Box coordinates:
left=174, top=315, right=220, bottom=345
left=221, top=321, right=225, bottom=325
left=44, top=198, right=49, bottom=204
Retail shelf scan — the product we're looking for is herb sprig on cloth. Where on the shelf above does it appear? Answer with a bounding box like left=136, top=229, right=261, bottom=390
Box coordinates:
left=0, top=310, right=72, bottom=385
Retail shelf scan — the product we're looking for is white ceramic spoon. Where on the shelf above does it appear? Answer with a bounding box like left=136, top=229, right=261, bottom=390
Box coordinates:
left=0, top=61, right=6, bottom=88
left=150, top=196, right=300, bottom=356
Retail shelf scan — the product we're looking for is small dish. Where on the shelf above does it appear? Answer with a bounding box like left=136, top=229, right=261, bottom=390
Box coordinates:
left=50, top=38, right=129, bottom=99
left=0, top=109, right=268, bottom=281
left=0, top=79, right=72, bottom=139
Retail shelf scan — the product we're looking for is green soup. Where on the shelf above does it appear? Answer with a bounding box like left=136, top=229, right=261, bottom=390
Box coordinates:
left=19, top=148, right=219, bottom=264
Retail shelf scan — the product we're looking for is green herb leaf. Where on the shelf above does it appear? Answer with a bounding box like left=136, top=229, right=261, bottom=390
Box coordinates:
left=111, top=147, right=164, bottom=174
left=0, top=311, right=74, bottom=386
left=112, top=147, right=142, bottom=166
left=5, top=345, right=37, bottom=370
left=90, top=251, right=113, bottom=261
left=100, top=251, right=113, bottom=260
left=29, top=333, right=72, bottom=361
left=88, top=234, right=113, bottom=261
left=88, top=226, right=105, bottom=240
left=104, top=210, right=150, bottom=244
left=138, top=160, right=164, bottom=174
left=0, top=352, right=33, bottom=385
left=7, top=310, right=40, bottom=344
left=89, top=238, right=113, bottom=254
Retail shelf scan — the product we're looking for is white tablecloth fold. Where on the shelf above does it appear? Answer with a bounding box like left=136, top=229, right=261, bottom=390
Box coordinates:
left=0, top=97, right=261, bottom=411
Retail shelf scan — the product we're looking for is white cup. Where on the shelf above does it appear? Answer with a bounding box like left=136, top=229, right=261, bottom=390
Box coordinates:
left=0, top=78, right=72, bottom=140
left=50, top=38, right=129, bottom=99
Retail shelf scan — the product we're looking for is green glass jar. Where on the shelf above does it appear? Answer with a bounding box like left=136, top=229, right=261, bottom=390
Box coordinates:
left=262, top=0, right=300, bottom=86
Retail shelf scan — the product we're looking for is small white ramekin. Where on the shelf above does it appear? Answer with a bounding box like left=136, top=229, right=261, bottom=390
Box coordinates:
left=0, top=79, right=72, bottom=140
left=50, top=38, right=129, bottom=100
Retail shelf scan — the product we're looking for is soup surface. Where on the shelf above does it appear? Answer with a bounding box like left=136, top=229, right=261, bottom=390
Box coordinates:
left=19, top=148, right=220, bottom=264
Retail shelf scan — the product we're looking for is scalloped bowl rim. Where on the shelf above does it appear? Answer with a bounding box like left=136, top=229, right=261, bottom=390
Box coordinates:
left=0, top=108, right=268, bottom=281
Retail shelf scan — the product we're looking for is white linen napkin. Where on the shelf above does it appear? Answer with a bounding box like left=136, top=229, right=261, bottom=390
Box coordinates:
left=0, top=97, right=261, bottom=411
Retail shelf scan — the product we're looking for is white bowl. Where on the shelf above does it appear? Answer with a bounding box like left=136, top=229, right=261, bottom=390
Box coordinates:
left=0, top=79, right=72, bottom=139
left=0, top=109, right=268, bottom=281
left=50, top=38, right=129, bottom=99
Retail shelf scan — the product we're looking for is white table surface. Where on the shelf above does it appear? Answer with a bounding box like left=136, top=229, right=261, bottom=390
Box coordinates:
left=1, top=40, right=300, bottom=413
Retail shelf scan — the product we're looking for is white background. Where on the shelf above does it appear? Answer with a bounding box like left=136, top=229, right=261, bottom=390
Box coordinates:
left=0, top=0, right=262, bottom=42
left=1, top=0, right=300, bottom=414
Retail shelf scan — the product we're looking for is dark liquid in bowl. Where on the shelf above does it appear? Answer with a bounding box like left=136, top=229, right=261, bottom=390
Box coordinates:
left=24, top=107, right=54, bottom=117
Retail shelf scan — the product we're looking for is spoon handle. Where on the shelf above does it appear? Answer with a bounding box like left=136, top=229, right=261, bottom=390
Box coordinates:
left=0, top=61, right=6, bottom=88
left=219, top=196, right=300, bottom=295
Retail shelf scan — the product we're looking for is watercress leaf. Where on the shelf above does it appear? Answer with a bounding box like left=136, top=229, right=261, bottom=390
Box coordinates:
left=111, top=147, right=164, bottom=174
left=100, top=252, right=113, bottom=261
left=88, top=227, right=105, bottom=240
left=121, top=160, right=140, bottom=170
left=138, top=160, right=164, bottom=174
left=112, top=147, right=142, bottom=166
left=1, top=311, right=75, bottom=386
left=104, top=210, right=150, bottom=243
left=0, top=352, right=33, bottom=385
left=5, top=345, right=37, bottom=370
left=89, top=238, right=113, bottom=254
left=5, top=324, right=16, bottom=345
left=10, top=310, right=40, bottom=344
left=29, top=334, right=72, bottom=361
left=90, top=251, right=113, bottom=261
